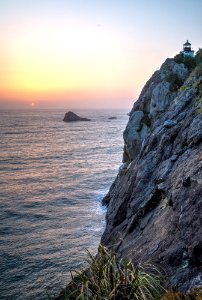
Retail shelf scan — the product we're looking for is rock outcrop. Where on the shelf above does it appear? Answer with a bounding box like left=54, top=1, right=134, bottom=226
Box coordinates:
left=102, top=58, right=202, bottom=291
left=108, top=117, right=117, bottom=120
left=63, top=111, right=91, bottom=122
left=122, top=59, right=189, bottom=162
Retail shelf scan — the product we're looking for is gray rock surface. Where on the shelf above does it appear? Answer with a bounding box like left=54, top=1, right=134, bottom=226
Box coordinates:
left=150, top=81, right=171, bottom=117
left=123, top=111, right=146, bottom=160
left=163, top=119, right=177, bottom=128
left=123, top=59, right=189, bottom=162
left=63, top=111, right=91, bottom=122
left=101, top=58, right=202, bottom=291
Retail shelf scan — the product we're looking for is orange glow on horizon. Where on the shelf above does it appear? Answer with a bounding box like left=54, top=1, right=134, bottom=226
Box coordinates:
left=1, top=1, right=199, bottom=109
left=0, top=85, right=135, bottom=103
left=0, top=15, right=137, bottom=108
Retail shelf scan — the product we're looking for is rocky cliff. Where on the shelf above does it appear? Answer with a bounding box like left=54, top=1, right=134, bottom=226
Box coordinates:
left=102, top=58, right=202, bottom=291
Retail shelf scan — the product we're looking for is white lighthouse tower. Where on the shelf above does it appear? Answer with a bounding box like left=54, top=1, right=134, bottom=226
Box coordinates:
left=181, top=40, right=194, bottom=57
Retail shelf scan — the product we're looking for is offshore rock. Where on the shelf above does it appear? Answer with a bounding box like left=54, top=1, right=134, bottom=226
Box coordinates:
left=108, top=116, right=117, bottom=120
left=63, top=111, right=91, bottom=122
left=101, top=58, right=202, bottom=291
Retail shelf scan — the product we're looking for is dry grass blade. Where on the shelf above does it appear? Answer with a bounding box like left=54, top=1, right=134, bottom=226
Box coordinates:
left=56, top=245, right=201, bottom=300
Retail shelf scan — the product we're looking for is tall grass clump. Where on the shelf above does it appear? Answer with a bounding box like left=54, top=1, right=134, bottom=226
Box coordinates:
left=65, top=244, right=165, bottom=300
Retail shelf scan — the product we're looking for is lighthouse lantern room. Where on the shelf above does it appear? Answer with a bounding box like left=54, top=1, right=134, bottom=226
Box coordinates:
left=181, top=40, right=194, bottom=57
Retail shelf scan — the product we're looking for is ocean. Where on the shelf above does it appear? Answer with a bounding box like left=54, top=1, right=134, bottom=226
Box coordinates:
left=0, top=109, right=128, bottom=299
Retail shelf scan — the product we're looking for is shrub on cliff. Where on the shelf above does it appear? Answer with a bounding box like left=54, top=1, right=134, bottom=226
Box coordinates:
left=174, top=53, right=184, bottom=64
left=174, top=54, right=196, bottom=71
left=191, top=63, right=202, bottom=77
left=66, top=245, right=165, bottom=300
left=195, top=48, right=202, bottom=65
left=54, top=245, right=202, bottom=299
left=167, top=73, right=184, bottom=91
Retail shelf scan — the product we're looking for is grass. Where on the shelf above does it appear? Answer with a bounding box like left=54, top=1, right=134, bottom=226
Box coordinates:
left=178, top=85, right=189, bottom=93
left=191, top=63, right=202, bottom=77
left=55, top=245, right=202, bottom=300
left=198, top=98, right=202, bottom=114
left=57, top=245, right=166, bottom=300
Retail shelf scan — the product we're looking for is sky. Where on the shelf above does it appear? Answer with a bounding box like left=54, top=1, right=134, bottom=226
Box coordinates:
left=0, top=0, right=201, bottom=110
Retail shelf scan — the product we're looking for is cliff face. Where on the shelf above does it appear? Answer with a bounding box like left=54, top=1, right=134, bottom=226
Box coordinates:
left=101, top=58, right=202, bottom=291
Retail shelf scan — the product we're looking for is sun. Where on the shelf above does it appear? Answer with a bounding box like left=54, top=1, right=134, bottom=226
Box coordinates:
left=31, top=102, right=35, bottom=107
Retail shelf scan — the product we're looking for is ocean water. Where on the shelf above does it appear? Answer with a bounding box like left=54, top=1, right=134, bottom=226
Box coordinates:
left=0, top=109, right=128, bottom=299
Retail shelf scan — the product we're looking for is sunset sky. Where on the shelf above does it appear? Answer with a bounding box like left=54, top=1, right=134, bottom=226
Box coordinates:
left=0, top=0, right=201, bottom=109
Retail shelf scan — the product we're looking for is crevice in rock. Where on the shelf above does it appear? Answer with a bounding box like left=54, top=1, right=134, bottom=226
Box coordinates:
left=170, top=129, right=179, bottom=144
left=112, top=182, right=136, bottom=227
left=144, top=188, right=165, bottom=213
left=167, top=247, right=186, bottom=267
left=183, top=177, right=191, bottom=187
left=168, top=197, right=173, bottom=207
left=112, top=200, right=128, bottom=227
left=190, top=242, right=202, bottom=267
left=127, top=188, right=165, bottom=233
left=142, top=113, right=151, bottom=126
left=127, top=214, right=139, bottom=234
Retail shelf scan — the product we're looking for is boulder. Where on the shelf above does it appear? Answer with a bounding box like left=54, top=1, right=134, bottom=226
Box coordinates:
left=63, top=111, right=91, bottom=122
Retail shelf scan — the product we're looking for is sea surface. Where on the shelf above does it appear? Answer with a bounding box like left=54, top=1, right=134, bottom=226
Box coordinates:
left=0, top=109, right=128, bottom=299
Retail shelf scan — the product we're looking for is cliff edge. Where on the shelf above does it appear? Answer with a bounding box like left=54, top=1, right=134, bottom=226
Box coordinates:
left=102, top=56, right=202, bottom=291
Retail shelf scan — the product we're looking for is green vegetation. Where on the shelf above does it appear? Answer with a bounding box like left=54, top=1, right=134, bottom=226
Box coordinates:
left=193, top=80, right=202, bottom=97
left=174, top=48, right=202, bottom=75
left=195, top=48, right=202, bottom=65
left=166, top=73, right=183, bottom=91
left=174, top=49, right=202, bottom=96
left=174, top=53, right=196, bottom=71
left=198, top=98, right=202, bottom=114
left=191, top=63, right=202, bottom=78
left=55, top=245, right=202, bottom=300
left=67, top=245, right=165, bottom=299
left=178, top=85, right=189, bottom=93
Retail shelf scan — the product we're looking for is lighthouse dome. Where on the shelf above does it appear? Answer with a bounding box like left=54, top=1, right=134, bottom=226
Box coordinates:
left=184, top=40, right=191, bottom=46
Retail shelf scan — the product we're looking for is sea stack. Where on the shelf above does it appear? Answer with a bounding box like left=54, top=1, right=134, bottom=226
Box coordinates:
left=108, top=117, right=117, bottom=120
left=63, top=111, right=91, bottom=122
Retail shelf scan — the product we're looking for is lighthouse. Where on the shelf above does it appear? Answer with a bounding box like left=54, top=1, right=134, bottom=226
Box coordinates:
left=181, top=40, right=194, bottom=57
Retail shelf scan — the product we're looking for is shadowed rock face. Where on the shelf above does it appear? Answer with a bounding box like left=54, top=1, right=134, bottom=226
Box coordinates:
left=101, top=58, right=202, bottom=291
left=63, top=111, right=91, bottom=122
